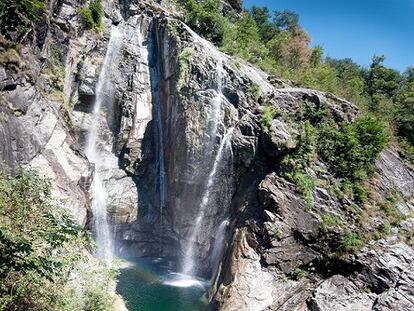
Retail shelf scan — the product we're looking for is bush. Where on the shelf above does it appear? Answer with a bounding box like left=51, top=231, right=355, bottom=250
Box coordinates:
left=288, top=268, right=308, bottom=280
left=0, top=169, right=117, bottom=311
left=283, top=121, right=317, bottom=171
left=177, top=0, right=225, bottom=45
left=400, top=138, right=414, bottom=165
left=396, top=99, right=414, bottom=145
left=320, top=214, right=342, bottom=232
left=80, top=0, right=103, bottom=30
left=261, top=105, right=280, bottom=132
left=318, top=116, right=388, bottom=181
left=281, top=121, right=317, bottom=208
left=338, top=231, right=365, bottom=255
left=84, top=287, right=114, bottom=311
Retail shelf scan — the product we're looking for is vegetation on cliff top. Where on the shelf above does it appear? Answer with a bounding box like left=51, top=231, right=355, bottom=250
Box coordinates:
left=0, top=170, right=118, bottom=311
left=177, top=0, right=414, bottom=166
left=80, top=0, right=103, bottom=31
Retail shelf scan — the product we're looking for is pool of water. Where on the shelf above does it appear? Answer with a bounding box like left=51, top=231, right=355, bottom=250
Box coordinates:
left=116, top=258, right=214, bottom=311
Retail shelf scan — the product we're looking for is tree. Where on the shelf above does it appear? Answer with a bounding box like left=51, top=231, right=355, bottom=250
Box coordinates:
left=366, top=55, right=403, bottom=108
left=396, top=67, right=414, bottom=145
left=274, top=10, right=299, bottom=31
left=326, top=57, right=366, bottom=100
left=224, top=13, right=265, bottom=62
left=310, top=45, right=324, bottom=67
left=249, top=6, right=277, bottom=41
left=178, top=0, right=225, bottom=45
left=267, top=30, right=291, bottom=65
left=286, top=27, right=312, bottom=69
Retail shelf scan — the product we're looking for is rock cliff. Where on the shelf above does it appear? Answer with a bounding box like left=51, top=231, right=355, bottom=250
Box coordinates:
left=1, top=0, right=414, bottom=310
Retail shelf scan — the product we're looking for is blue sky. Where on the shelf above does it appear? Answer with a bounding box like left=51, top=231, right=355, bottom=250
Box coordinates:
left=244, top=0, right=414, bottom=72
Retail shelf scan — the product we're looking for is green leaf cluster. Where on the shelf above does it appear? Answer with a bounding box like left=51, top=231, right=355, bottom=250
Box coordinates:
left=0, top=169, right=117, bottom=311
left=318, top=116, right=388, bottom=182
left=80, top=0, right=103, bottom=30
left=177, top=0, right=225, bottom=45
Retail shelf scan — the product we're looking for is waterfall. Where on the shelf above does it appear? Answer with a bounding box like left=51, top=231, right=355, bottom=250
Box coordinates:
left=182, top=127, right=234, bottom=276
left=85, top=26, right=124, bottom=263
left=154, top=75, right=166, bottom=252
left=210, top=58, right=224, bottom=138
left=209, top=219, right=229, bottom=282
left=146, top=22, right=167, bottom=253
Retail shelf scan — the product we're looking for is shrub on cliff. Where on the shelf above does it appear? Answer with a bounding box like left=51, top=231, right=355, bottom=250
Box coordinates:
left=0, top=169, right=117, bottom=311
left=318, top=116, right=388, bottom=181
left=80, top=0, right=103, bottom=30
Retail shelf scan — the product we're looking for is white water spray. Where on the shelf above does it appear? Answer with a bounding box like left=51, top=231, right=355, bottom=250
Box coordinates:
left=209, top=219, right=229, bottom=282
left=86, top=26, right=124, bottom=263
left=182, top=127, right=234, bottom=276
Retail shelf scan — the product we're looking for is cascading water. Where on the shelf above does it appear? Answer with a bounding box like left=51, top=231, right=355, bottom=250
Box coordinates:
left=209, top=219, right=229, bottom=283
left=181, top=127, right=234, bottom=276
left=145, top=19, right=167, bottom=253
left=86, top=26, right=124, bottom=263
left=180, top=52, right=236, bottom=279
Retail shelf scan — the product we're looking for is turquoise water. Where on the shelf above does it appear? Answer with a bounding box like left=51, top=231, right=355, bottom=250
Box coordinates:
left=116, top=258, right=213, bottom=311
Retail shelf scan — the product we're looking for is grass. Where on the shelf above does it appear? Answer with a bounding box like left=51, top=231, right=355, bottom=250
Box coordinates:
left=320, top=214, right=342, bottom=232
left=250, top=82, right=261, bottom=100
left=177, top=47, right=194, bottom=91
left=261, top=105, right=281, bottom=132
left=286, top=171, right=315, bottom=210
left=288, top=268, right=308, bottom=280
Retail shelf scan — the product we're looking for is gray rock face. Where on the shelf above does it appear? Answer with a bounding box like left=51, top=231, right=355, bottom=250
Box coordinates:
left=262, top=118, right=297, bottom=158
left=0, top=36, right=91, bottom=224
left=308, top=275, right=375, bottom=311
left=376, top=149, right=414, bottom=197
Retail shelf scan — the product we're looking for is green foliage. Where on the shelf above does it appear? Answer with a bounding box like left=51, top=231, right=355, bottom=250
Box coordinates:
left=0, top=169, right=117, bottom=311
left=222, top=12, right=267, bottom=63
left=317, top=116, right=387, bottom=203
left=399, top=138, right=414, bottom=166
left=84, top=287, right=114, bottom=311
left=80, top=0, right=103, bottom=30
left=177, top=0, right=225, bottom=45
left=288, top=268, right=307, bottom=280
left=249, top=6, right=277, bottom=41
left=378, top=191, right=405, bottom=226
left=282, top=121, right=318, bottom=209
left=396, top=98, right=414, bottom=145
left=274, top=10, right=299, bottom=31
left=337, top=231, right=365, bottom=256
left=320, top=214, right=342, bottom=232
left=284, top=121, right=317, bottom=170
left=310, top=45, right=324, bottom=67
left=286, top=171, right=315, bottom=209
left=177, top=47, right=194, bottom=91
left=0, top=0, right=46, bottom=41
left=250, top=82, right=261, bottom=100
left=318, top=116, right=388, bottom=181
left=367, top=55, right=403, bottom=108
left=177, top=2, right=412, bottom=160
left=261, top=105, right=280, bottom=132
